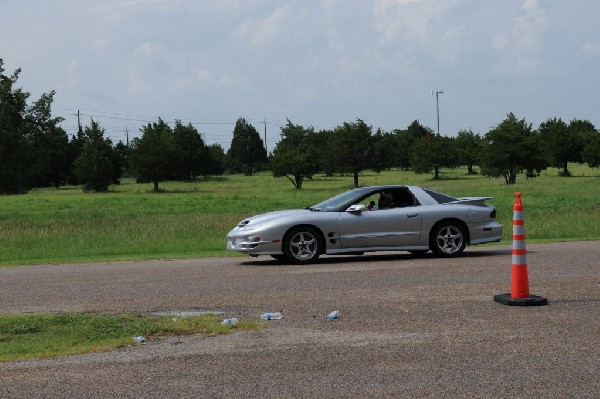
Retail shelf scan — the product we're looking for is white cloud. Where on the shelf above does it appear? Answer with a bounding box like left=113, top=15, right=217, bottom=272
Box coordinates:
left=92, top=0, right=175, bottom=21
left=128, top=42, right=171, bottom=93
left=582, top=43, right=600, bottom=55
left=370, top=0, right=469, bottom=69
left=288, top=87, right=319, bottom=105
left=3, top=0, right=600, bottom=143
left=494, top=35, right=509, bottom=52
left=128, top=67, right=146, bottom=94
left=195, top=68, right=213, bottom=82
left=520, top=0, right=539, bottom=14
left=232, top=4, right=290, bottom=47
left=513, top=1, right=549, bottom=54
left=133, top=42, right=165, bottom=58
left=94, top=38, right=110, bottom=52
left=66, top=59, right=80, bottom=90
left=373, top=0, right=431, bottom=43
left=493, top=0, right=551, bottom=75
left=217, top=75, right=237, bottom=90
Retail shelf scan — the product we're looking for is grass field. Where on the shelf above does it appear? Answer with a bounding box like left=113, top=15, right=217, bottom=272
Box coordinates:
left=1, top=165, right=599, bottom=266
left=0, top=312, right=262, bottom=361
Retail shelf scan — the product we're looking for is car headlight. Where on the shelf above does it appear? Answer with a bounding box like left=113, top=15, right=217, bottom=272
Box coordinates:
left=229, top=235, right=262, bottom=250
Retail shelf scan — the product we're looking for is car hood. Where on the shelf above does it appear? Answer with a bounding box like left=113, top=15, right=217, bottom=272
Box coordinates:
left=236, top=209, right=313, bottom=228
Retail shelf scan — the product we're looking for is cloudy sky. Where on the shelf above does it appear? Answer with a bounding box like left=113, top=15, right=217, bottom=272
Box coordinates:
left=1, top=0, right=599, bottom=150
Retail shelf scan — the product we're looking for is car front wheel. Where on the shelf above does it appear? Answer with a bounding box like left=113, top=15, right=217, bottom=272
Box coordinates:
left=430, top=222, right=467, bottom=257
left=283, top=227, right=321, bottom=264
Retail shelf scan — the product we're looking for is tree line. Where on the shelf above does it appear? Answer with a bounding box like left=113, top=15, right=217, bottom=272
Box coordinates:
left=2, top=59, right=600, bottom=194
left=271, top=115, right=600, bottom=188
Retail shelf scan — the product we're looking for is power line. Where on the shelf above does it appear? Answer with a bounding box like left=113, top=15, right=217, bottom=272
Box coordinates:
left=55, top=107, right=324, bottom=150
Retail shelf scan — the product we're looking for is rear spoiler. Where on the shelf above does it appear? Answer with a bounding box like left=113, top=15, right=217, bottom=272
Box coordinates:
left=447, top=197, right=492, bottom=205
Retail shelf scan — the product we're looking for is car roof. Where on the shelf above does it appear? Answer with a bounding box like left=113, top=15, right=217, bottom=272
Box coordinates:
left=355, top=185, right=411, bottom=190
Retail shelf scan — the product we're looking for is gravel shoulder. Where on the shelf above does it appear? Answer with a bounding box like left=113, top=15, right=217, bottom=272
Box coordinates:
left=1, top=241, right=599, bottom=398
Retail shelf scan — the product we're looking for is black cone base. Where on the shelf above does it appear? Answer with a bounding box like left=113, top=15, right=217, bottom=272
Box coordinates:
left=494, top=294, right=548, bottom=306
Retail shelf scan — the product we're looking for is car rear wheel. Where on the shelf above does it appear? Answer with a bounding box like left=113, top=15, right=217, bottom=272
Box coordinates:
left=283, top=227, right=321, bottom=264
left=430, top=221, right=467, bottom=257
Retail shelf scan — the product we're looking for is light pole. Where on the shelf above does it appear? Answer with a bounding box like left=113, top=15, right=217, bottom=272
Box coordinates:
left=432, top=90, right=443, bottom=135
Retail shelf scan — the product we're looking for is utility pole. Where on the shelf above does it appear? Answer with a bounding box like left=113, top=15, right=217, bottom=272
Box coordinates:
left=125, top=127, right=129, bottom=146
left=262, top=118, right=267, bottom=154
left=77, top=109, right=82, bottom=137
left=432, top=90, right=444, bottom=135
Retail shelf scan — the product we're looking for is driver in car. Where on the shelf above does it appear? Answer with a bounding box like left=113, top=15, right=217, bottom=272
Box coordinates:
left=365, top=193, right=393, bottom=210
left=377, top=192, right=394, bottom=209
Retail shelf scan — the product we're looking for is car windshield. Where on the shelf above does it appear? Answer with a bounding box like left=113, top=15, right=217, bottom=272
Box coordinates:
left=310, top=189, right=368, bottom=212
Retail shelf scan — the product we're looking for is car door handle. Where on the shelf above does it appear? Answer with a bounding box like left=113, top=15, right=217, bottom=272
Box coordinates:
left=407, top=213, right=419, bottom=218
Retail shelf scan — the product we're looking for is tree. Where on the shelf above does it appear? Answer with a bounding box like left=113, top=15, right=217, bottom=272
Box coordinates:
left=480, top=113, right=546, bottom=184
left=583, top=131, right=600, bottom=168
left=73, top=120, right=117, bottom=192
left=406, top=119, right=431, bottom=139
left=0, top=59, right=66, bottom=194
left=569, top=119, right=598, bottom=168
left=538, top=117, right=583, bottom=176
left=0, top=61, right=28, bottom=194
left=113, top=141, right=130, bottom=180
left=129, top=118, right=174, bottom=192
left=392, top=120, right=431, bottom=170
left=271, top=120, right=321, bottom=189
left=172, top=120, right=207, bottom=180
left=411, top=133, right=458, bottom=180
left=227, top=117, right=267, bottom=175
left=371, top=129, right=398, bottom=172
left=26, top=91, right=69, bottom=188
left=205, top=144, right=226, bottom=176
left=65, top=122, right=86, bottom=185
left=330, top=119, right=373, bottom=187
left=455, top=129, right=483, bottom=174
left=317, top=129, right=337, bottom=176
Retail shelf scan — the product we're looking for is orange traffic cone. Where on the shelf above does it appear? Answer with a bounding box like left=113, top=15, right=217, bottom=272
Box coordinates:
left=494, top=192, right=548, bottom=306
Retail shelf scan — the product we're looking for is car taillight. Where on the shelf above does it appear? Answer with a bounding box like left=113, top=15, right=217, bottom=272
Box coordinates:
left=490, top=208, right=496, bottom=218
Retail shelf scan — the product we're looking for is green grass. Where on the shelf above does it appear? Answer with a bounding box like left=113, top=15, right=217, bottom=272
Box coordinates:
left=0, top=312, right=263, bottom=362
left=1, top=165, right=599, bottom=265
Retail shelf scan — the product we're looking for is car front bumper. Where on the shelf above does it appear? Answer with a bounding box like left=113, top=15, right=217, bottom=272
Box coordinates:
left=226, top=232, right=283, bottom=255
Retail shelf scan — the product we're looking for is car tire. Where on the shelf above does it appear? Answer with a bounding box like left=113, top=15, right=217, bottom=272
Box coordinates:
left=283, top=226, right=321, bottom=264
left=430, top=221, right=467, bottom=257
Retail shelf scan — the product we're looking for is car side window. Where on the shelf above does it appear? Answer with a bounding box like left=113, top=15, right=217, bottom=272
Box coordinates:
left=362, top=189, right=419, bottom=210
left=394, top=190, right=417, bottom=207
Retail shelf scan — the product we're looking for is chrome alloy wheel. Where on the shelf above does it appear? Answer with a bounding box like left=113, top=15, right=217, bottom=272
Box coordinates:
left=284, top=227, right=321, bottom=264
left=432, top=223, right=466, bottom=256
left=289, top=231, right=318, bottom=261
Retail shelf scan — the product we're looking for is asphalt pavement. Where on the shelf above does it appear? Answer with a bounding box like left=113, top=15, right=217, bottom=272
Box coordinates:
left=1, top=241, right=598, bottom=398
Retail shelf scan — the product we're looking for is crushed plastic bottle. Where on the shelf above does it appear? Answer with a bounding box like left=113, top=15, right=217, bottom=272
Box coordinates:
left=261, top=312, right=282, bottom=321
left=133, top=336, right=146, bottom=344
left=326, top=310, right=340, bottom=320
left=221, top=317, right=239, bottom=326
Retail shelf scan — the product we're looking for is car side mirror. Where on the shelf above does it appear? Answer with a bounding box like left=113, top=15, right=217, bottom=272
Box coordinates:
left=346, top=204, right=366, bottom=212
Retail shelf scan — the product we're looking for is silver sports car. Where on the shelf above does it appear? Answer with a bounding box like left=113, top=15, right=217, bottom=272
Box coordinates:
left=227, top=185, right=503, bottom=264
